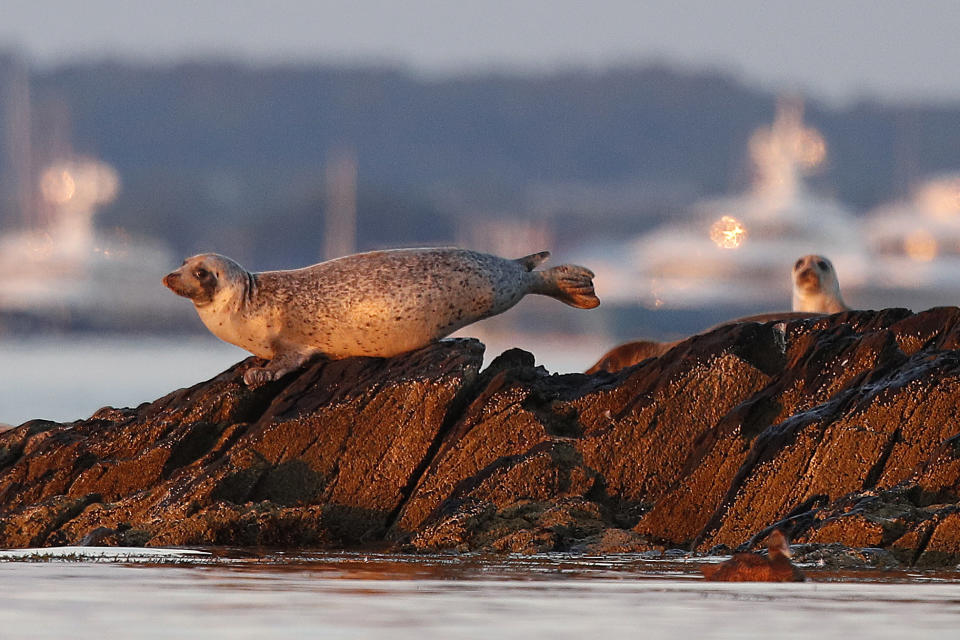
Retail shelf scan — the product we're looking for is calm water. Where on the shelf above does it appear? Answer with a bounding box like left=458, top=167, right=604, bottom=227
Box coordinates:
left=1, top=550, right=959, bottom=639
left=0, top=333, right=609, bottom=425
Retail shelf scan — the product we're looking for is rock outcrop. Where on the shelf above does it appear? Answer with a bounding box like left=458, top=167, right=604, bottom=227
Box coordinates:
left=3, top=308, right=960, bottom=566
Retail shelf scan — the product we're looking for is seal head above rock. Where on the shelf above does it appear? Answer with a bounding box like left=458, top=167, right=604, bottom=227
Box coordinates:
left=164, top=247, right=599, bottom=386
left=792, top=254, right=849, bottom=314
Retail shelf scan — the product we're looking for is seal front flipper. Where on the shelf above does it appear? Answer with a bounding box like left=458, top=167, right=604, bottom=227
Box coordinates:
left=243, top=349, right=321, bottom=388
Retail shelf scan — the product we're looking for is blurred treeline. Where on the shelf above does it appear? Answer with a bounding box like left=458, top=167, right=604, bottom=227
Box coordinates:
left=21, top=61, right=960, bottom=266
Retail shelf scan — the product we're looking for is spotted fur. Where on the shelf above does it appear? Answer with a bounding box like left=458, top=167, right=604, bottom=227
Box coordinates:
left=163, top=247, right=599, bottom=386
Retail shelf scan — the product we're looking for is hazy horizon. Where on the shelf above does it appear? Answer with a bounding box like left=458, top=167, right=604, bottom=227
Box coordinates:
left=3, top=0, right=960, bottom=105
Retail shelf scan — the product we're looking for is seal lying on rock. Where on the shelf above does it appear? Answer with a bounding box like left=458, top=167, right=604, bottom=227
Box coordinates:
left=702, top=529, right=806, bottom=582
left=792, top=254, right=850, bottom=314
left=586, top=254, right=851, bottom=374
left=164, top=248, right=599, bottom=386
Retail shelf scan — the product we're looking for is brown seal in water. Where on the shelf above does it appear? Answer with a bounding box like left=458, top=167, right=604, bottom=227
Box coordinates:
left=702, top=529, right=806, bottom=582
left=164, top=247, right=599, bottom=386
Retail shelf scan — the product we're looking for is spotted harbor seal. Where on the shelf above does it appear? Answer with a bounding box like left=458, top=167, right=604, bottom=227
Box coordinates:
left=792, top=254, right=850, bottom=314
left=586, top=254, right=851, bottom=375
left=164, top=247, right=599, bottom=386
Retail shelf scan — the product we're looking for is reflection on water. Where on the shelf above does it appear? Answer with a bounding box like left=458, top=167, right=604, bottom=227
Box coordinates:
left=0, top=552, right=959, bottom=639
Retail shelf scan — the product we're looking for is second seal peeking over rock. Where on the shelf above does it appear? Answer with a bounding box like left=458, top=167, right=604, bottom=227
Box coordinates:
left=164, top=247, right=600, bottom=386
left=792, top=254, right=850, bottom=313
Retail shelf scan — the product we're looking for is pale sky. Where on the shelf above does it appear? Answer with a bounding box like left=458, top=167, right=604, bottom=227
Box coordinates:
left=3, top=0, right=960, bottom=104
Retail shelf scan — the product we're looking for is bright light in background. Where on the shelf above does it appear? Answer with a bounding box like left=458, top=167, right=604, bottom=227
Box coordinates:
left=39, top=158, right=120, bottom=210
left=647, top=279, right=666, bottom=308
left=749, top=117, right=826, bottom=173
left=795, top=128, right=827, bottom=169
left=24, top=232, right=54, bottom=257
left=917, top=177, right=960, bottom=219
left=709, top=215, right=747, bottom=249
left=904, top=228, right=938, bottom=262
left=39, top=168, right=76, bottom=204
left=29, top=157, right=122, bottom=263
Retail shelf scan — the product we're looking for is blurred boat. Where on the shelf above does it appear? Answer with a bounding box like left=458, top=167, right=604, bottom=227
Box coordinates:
left=584, top=97, right=870, bottom=312
left=860, top=173, right=960, bottom=309
left=573, top=97, right=960, bottom=341
left=0, top=156, right=186, bottom=332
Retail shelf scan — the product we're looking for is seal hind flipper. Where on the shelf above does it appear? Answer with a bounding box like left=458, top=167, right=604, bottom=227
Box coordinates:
left=533, top=264, right=600, bottom=309
left=514, top=251, right=551, bottom=271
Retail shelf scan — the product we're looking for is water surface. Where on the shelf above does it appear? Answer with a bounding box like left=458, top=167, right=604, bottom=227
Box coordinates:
left=2, top=550, right=959, bottom=639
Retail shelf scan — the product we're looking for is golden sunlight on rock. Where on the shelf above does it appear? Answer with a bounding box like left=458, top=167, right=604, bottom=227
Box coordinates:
left=709, top=215, right=747, bottom=249
left=904, top=228, right=938, bottom=262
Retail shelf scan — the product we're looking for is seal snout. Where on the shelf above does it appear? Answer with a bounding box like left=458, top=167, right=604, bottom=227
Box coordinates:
left=162, top=269, right=189, bottom=297
left=795, top=267, right=821, bottom=291
left=162, top=266, right=202, bottom=300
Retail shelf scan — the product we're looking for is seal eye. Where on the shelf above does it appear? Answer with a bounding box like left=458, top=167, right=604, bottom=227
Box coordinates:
left=794, top=259, right=804, bottom=270
left=817, top=260, right=829, bottom=271
left=194, top=268, right=211, bottom=281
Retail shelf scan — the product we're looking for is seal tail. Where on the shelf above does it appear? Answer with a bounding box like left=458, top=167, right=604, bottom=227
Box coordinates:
left=514, top=251, right=551, bottom=271
left=532, top=264, right=600, bottom=309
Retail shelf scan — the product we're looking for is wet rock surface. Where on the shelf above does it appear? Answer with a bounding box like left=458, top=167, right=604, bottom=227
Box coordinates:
left=3, top=309, right=960, bottom=566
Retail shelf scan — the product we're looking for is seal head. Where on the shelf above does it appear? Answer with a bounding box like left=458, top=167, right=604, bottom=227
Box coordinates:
left=162, top=253, right=251, bottom=308
left=792, top=254, right=849, bottom=313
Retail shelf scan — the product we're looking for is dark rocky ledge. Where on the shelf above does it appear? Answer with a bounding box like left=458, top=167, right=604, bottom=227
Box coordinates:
left=3, top=308, right=960, bottom=566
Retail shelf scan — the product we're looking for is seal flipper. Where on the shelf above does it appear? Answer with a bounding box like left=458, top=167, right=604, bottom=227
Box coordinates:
left=242, top=348, right=323, bottom=387
left=514, top=251, right=551, bottom=272
left=533, top=263, right=600, bottom=309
